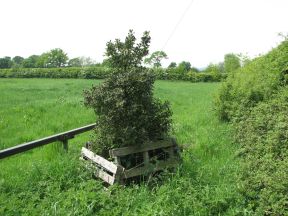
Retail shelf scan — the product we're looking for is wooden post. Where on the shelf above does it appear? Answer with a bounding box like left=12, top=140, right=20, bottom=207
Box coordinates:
left=63, top=139, right=68, bottom=151
left=143, top=151, right=149, bottom=166
left=114, top=156, right=121, bottom=165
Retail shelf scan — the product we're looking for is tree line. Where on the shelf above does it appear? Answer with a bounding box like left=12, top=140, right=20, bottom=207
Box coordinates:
left=143, top=50, right=248, bottom=75
left=0, top=48, right=96, bottom=69
left=0, top=47, right=248, bottom=76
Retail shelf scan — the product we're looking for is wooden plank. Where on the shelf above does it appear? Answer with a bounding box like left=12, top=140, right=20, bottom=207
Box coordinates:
left=114, top=165, right=125, bottom=184
left=81, top=156, right=117, bottom=185
left=110, top=138, right=176, bottom=157
left=0, top=123, right=96, bottom=159
left=81, top=147, right=118, bottom=174
left=114, top=156, right=121, bottom=165
left=123, top=159, right=179, bottom=178
left=96, top=169, right=115, bottom=185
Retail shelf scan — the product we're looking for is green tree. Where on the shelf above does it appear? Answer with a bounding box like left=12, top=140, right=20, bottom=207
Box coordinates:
left=36, top=52, right=49, bottom=68
left=224, top=53, right=240, bottom=73
left=144, top=51, right=168, bottom=68
left=46, top=48, right=68, bottom=67
left=101, top=59, right=112, bottom=68
left=22, top=55, right=40, bottom=68
left=168, top=62, right=177, bottom=68
left=238, top=53, right=251, bottom=66
left=0, top=56, right=12, bottom=68
left=190, top=67, right=199, bottom=73
left=84, top=30, right=172, bottom=157
left=12, top=56, right=24, bottom=67
left=204, top=63, right=220, bottom=73
left=68, top=57, right=82, bottom=67
left=105, top=29, right=151, bottom=71
left=178, top=61, right=191, bottom=72
left=79, top=56, right=95, bottom=67
left=217, top=62, right=225, bottom=73
left=0, top=57, right=12, bottom=68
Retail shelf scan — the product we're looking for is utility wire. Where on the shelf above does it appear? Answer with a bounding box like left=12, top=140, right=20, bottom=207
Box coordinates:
left=162, top=0, right=196, bottom=50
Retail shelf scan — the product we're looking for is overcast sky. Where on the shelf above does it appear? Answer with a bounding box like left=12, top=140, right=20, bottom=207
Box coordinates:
left=0, top=0, right=287, bottom=67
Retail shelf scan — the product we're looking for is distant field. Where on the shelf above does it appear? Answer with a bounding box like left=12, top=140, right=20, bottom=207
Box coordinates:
left=0, top=79, right=241, bottom=215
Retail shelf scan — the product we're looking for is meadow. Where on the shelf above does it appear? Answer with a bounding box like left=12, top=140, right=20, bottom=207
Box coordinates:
left=0, top=79, right=242, bottom=215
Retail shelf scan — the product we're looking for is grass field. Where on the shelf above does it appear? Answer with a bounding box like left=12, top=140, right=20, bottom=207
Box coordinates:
left=0, top=79, right=242, bottom=215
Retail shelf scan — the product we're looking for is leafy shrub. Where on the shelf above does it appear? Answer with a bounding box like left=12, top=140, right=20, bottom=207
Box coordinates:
left=84, top=30, right=172, bottom=157
left=215, top=38, right=288, bottom=215
left=215, top=39, right=288, bottom=121
left=235, top=87, right=288, bottom=215
left=84, top=70, right=172, bottom=156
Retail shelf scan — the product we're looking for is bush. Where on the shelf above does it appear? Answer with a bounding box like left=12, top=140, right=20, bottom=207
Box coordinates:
left=215, top=38, right=288, bottom=215
left=84, top=30, right=172, bottom=157
left=84, top=70, right=172, bottom=157
left=235, top=87, right=288, bottom=215
left=215, top=39, right=288, bottom=121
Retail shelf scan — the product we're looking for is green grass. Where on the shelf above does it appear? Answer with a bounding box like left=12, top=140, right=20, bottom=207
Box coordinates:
left=0, top=79, right=242, bottom=215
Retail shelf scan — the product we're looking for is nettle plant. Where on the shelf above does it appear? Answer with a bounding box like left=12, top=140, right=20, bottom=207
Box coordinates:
left=84, top=30, right=172, bottom=157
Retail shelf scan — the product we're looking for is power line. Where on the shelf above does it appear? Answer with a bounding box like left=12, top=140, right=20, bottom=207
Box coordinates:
left=162, top=0, right=196, bottom=50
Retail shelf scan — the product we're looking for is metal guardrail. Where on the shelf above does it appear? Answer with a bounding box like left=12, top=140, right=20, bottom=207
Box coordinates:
left=0, top=123, right=96, bottom=160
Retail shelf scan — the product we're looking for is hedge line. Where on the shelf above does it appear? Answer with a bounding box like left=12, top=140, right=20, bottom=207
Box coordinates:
left=215, top=39, right=288, bottom=215
left=0, top=67, right=227, bottom=82
left=0, top=67, right=111, bottom=79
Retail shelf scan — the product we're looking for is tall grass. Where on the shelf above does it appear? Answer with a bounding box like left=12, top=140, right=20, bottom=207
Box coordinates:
left=0, top=79, right=241, bottom=215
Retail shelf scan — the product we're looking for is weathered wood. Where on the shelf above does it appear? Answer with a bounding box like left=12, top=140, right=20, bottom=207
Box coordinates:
left=109, top=138, right=176, bottom=157
left=114, top=156, right=121, bottom=165
left=143, top=151, right=149, bottom=166
left=81, top=158, right=117, bottom=185
left=96, top=169, right=115, bottom=185
left=82, top=137, right=179, bottom=185
left=124, top=158, right=179, bottom=179
left=81, top=148, right=125, bottom=185
left=0, top=123, right=96, bottom=160
left=113, top=164, right=125, bottom=184
left=81, top=147, right=118, bottom=174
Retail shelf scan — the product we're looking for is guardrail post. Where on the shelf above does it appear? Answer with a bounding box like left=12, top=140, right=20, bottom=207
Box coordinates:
left=63, top=139, right=68, bottom=151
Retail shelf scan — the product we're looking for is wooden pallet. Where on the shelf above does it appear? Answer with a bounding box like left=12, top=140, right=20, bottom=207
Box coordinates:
left=81, top=137, right=180, bottom=185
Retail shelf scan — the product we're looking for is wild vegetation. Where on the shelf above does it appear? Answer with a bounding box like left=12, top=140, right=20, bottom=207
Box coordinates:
left=1, top=27, right=287, bottom=215
left=0, top=79, right=241, bottom=215
left=215, top=38, right=288, bottom=215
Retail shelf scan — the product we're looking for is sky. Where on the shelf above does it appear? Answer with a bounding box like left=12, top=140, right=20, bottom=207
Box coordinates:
left=0, top=0, right=287, bottom=68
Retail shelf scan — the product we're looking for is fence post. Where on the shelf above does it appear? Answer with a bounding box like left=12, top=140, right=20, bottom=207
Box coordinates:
left=63, top=139, right=68, bottom=151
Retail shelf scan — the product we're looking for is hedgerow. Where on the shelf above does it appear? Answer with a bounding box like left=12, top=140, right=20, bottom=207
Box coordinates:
left=215, top=39, right=288, bottom=121
left=0, top=67, right=112, bottom=79
left=0, top=67, right=226, bottom=82
left=151, top=67, right=227, bottom=82
left=235, top=87, right=288, bottom=215
left=215, top=39, right=288, bottom=215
